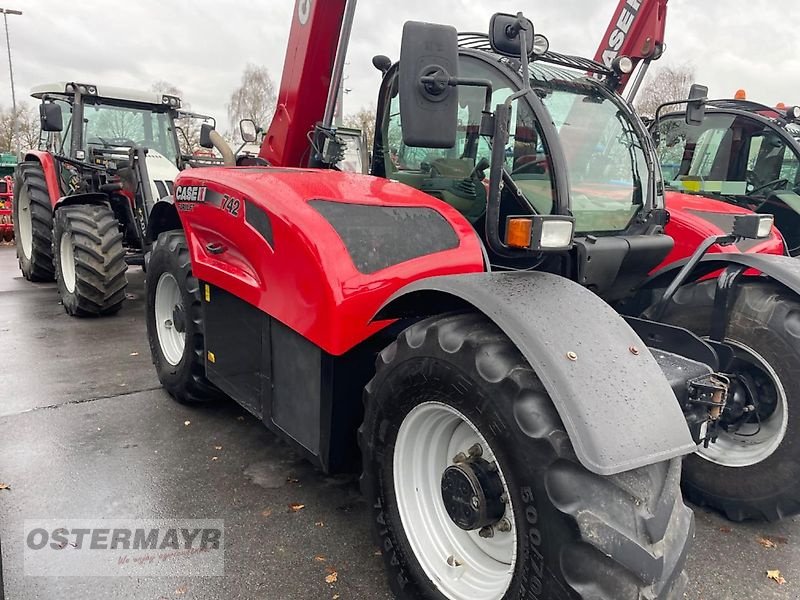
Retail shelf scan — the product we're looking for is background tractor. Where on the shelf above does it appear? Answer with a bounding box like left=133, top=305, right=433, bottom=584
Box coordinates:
left=0, top=153, right=15, bottom=242
left=12, top=82, right=225, bottom=316
left=143, top=2, right=800, bottom=598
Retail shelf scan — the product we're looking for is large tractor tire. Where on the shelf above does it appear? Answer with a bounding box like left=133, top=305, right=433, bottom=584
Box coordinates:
left=360, top=313, right=693, bottom=600
left=663, top=280, right=800, bottom=522
left=13, top=161, right=55, bottom=281
left=145, top=230, right=222, bottom=404
left=53, top=204, right=128, bottom=317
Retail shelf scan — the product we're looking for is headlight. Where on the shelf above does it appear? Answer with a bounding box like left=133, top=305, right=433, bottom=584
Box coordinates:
left=732, top=214, right=773, bottom=240
left=612, top=56, right=634, bottom=75
left=505, top=215, right=575, bottom=251
left=532, top=34, right=549, bottom=57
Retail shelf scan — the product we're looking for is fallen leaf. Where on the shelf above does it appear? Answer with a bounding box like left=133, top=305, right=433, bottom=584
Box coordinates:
left=765, top=535, right=789, bottom=545
left=373, top=549, right=381, bottom=556
left=184, top=420, right=191, bottom=426
left=0, top=483, right=10, bottom=490
left=718, top=526, right=732, bottom=533
left=315, top=521, right=324, bottom=527
left=289, top=503, right=305, bottom=513
left=129, top=352, right=139, bottom=357
left=333, top=595, right=340, bottom=600
left=261, top=509, right=273, bottom=518
left=287, top=477, right=300, bottom=484
left=211, top=456, right=219, bottom=461
left=325, top=568, right=338, bottom=584
left=314, top=555, right=326, bottom=562
left=758, top=537, right=778, bottom=549
left=214, top=445, right=223, bottom=451
left=767, top=570, right=787, bottom=585
left=175, top=585, right=188, bottom=595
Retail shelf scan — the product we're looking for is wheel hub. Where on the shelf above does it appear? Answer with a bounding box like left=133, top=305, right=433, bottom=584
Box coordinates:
left=441, top=457, right=505, bottom=531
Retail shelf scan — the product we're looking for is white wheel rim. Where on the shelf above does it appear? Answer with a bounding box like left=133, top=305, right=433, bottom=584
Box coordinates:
left=698, top=340, right=788, bottom=467
left=59, top=231, right=77, bottom=293
left=18, top=185, right=33, bottom=259
left=394, top=401, right=516, bottom=600
left=154, top=273, right=185, bottom=366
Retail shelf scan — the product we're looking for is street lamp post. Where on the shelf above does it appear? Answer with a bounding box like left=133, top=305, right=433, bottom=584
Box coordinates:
left=1, top=7, right=22, bottom=154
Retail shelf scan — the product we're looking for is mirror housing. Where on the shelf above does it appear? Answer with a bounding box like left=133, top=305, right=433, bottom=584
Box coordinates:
left=686, top=84, right=708, bottom=126
left=489, top=12, right=535, bottom=58
left=398, top=20, right=459, bottom=148
left=199, top=123, right=215, bottom=149
left=239, top=119, right=258, bottom=144
left=39, top=102, right=63, bottom=132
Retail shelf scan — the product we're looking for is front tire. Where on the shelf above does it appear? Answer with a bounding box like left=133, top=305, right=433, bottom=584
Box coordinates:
left=145, top=230, right=222, bottom=404
left=361, top=313, right=693, bottom=600
left=53, top=204, right=127, bottom=316
left=13, top=161, right=55, bottom=281
left=663, top=280, right=800, bottom=521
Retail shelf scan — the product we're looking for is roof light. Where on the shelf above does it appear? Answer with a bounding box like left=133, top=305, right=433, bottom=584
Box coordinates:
left=786, top=106, right=800, bottom=120
left=532, top=34, right=549, bottom=57
left=504, top=215, right=575, bottom=251
left=612, top=56, right=634, bottom=75
left=734, top=89, right=747, bottom=100
left=161, top=95, right=181, bottom=108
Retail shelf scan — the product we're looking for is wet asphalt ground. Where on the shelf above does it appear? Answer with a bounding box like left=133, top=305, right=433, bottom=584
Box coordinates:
left=0, top=243, right=798, bottom=600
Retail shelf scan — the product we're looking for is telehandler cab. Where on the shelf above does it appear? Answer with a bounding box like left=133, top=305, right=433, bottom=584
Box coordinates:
left=13, top=82, right=225, bottom=316
left=145, top=2, right=800, bottom=598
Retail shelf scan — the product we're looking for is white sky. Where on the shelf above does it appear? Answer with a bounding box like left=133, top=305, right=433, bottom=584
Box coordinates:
left=1, top=0, right=798, bottom=134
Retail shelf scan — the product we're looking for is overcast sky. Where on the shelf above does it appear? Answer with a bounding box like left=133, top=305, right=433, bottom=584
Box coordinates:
left=1, top=0, right=797, bottom=134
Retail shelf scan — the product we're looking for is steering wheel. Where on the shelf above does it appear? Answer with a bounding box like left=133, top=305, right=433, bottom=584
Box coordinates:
left=749, top=177, right=789, bottom=196
left=511, top=158, right=548, bottom=176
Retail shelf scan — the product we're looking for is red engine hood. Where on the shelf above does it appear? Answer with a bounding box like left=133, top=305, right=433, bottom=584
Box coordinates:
left=660, top=191, right=786, bottom=270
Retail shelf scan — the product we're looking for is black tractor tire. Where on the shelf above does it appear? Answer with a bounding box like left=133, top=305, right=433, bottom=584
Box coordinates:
left=145, top=230, right=222, bottom=404
left=13, top=161, right=55, bottom=281
left=53, top=204, right=128, bottom=317
left=661, top=280, right=800, bottom=522
left=360, top=313, right=693, bottom=600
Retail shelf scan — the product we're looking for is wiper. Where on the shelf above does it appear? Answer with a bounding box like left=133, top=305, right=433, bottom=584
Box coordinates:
left=615, top=111, right=644, bottom=206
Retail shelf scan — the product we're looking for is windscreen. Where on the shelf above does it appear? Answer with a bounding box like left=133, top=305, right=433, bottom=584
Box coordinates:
left=532, top=73, right=649, bottom=233
left=82, top=101, right=179, bottom=164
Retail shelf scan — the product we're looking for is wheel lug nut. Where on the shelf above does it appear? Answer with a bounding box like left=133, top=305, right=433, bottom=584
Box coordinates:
left=499, top=493, right=508, bottom=504
left=470, top=496, right=480, bottom=509
left=165, top=319, right=173, bottom=329
left=497, top=518, right=512, bottom=533
left=452, top=452, right=467, bottom=464
left=478, top=526, right=494, bottom=538
left=467, top=443, right=483, bottom=458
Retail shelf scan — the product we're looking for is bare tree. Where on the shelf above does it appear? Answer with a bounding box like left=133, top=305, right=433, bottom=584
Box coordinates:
left=0, top=103, right=40, bottom=153
left=226, top=65, right=277, bottom=134
left=634, top=64, right=697, bottom=118
left=343, top=105, right=376, bottom=150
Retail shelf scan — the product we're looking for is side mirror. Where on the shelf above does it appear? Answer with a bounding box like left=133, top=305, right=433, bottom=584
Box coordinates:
left=686, top=84, right=708, bottom=126
left=398, top=20, right=459, bottom=148
left=199, top=123, right=214, bottom=149
left=239, top=119, right=258, bottom=144
left=39, top=103, right=63, bottom=132
left=489, top=12, right=535, bottom=59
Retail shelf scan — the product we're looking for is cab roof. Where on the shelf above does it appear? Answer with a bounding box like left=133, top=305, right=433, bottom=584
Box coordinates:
left=30, top=82, right=181, bottom=107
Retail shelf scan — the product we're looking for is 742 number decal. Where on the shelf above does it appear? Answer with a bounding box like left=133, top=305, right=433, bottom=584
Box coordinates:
left=220, top=194, right=241, bottom=217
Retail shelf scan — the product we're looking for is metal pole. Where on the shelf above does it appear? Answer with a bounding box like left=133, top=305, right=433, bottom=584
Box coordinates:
left=322, top=0, right=357, bottom=130
left=1, top=8, right=21, bottom=153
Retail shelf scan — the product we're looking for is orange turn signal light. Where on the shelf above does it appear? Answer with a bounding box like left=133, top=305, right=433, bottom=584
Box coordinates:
left=506, top=218, right=533, bottom=249
left=734, top=89, right=747, bottom=100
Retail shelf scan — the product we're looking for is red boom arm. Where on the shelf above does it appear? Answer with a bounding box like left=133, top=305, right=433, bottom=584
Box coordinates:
left=593, top=0, right=669, bottom=94
left=260, top=0, right=348, bottom=167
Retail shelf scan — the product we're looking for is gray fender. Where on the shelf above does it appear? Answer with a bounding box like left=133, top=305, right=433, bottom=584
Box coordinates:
left=146, top=197, right=182, bottom=242
left=53, top=192, right=109, bottom=213
left=646, top=252, right=800, bottom=295
left=375, top=272, right=696, bottom=476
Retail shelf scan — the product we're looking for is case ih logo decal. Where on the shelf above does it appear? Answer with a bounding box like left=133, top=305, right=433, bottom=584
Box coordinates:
left=175, top=185, right=207, bottom=203
left=599, top=0, right=641, bottom=70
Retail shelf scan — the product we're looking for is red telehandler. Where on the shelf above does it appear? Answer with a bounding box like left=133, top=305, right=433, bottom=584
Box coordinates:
left=597, top=0, right=800, bottom=524
left=145, top=1, right=800, bottom=598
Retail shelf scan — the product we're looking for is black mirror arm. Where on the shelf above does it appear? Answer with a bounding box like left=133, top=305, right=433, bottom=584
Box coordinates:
left=652, top=96, right=707, bottom=143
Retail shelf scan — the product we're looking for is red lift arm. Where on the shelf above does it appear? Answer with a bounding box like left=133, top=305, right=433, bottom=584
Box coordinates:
left=593, top=0, right=669, bottom=97
left=260, top=0, right=353, bottom=167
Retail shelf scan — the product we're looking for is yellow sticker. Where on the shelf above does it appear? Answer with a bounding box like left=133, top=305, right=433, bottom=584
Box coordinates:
left=204, top=284, right=210, bottom=302
left=207, top=351, right=216, bottom=363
